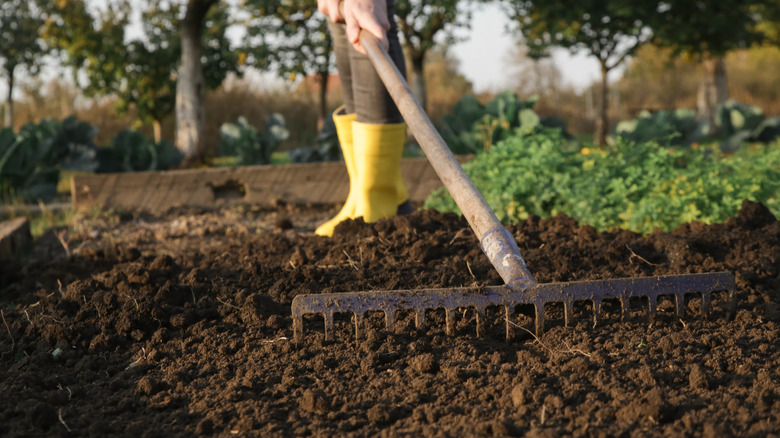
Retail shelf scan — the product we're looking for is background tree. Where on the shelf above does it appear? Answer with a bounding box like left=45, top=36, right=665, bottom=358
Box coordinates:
left=118, top=2, right=181, bottom=143
left=176, top=0, right=220, bottom=165
left=44, top=0, right=170, bottom=142
left=41, top=0, right=130, bottom=102
left=395, top=0, right=474, bottom=113
left=505, top=0, right=656, bottom=146
left=504, top=44, right=563, bottom=102
left=43, top=0, right=238, bottom=155
left=616, top=44, right=780, bottom=119
left=243, top=0, right=334, bottom=132
left=651, top=0, right=764, bottom=130
left=615, top=44, right=699, bottom=114
left=756, top=1, right=780, bottom=45
left=421, top=45, right=473, bottom=120
left=0, top=0, right=48, bottom=129
left=135, top=0, right=239, bottom=144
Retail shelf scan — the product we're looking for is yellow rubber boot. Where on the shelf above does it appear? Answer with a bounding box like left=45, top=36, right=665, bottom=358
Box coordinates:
left=315, top=108, right=358, bottom=236
left=352, top=121, right=408, bottom=223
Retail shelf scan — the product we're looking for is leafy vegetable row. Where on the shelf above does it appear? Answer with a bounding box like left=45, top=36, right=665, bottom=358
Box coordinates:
left=425, top=129, right=779, bottom=233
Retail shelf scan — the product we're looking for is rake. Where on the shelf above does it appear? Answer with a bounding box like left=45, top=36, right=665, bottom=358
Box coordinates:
left=292, top=31, right=736, bottom=342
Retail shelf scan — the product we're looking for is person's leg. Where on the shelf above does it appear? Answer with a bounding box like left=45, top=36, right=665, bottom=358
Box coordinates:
left=314, top=107, right=358, bottom=236
left=328, top=20, right=355, bottom=114
left=315, top=22, right=359, bottom=237
left=347, top=0, right=412, bottom=220
left=347, top=0, right=405, bottom=125
left=316, top=1, right=411, bottom=236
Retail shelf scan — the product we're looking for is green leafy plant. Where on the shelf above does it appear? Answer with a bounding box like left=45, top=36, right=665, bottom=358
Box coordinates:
left=753, top=117, right=780, bottom=143
left=219, top=114, right=290, bottom=165
left=716, top=100, right=768, bottom=152
left=616, top=100, right=780, bottom=151
left=716, top=100, right=764, bottom=136
left=615, top=108, right=703, bottom=146
left=1, top=116, right=99, bottom=202
left=48, top=116, right=100, bottom=172
left=425, top=129, right=780, bottom=233
left=437, top=91, right=574, bottom=155
left=97, top=129, right=183, bottom=173
left=0, top=128, right=56, bottom=201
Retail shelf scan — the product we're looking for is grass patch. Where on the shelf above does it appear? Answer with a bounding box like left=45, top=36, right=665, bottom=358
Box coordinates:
left=1, top=202, right=75, bottom=239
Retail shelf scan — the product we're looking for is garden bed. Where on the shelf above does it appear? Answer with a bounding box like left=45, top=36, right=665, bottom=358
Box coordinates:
left=0, top=200, right=778, bottom=436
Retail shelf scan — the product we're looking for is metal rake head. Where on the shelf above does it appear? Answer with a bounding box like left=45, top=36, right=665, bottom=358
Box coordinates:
left=292, top=272, right=736, bottom=341
left=296, top=33, right=738, bottom=344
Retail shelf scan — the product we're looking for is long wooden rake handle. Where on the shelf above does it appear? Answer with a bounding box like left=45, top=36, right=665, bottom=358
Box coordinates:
left=359, top=31, right=537, bottom=289
left=294, top=18, right=735, bottom=342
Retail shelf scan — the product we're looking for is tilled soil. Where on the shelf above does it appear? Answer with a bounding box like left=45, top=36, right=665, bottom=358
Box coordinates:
left=1, top=200, right=778, bottom=437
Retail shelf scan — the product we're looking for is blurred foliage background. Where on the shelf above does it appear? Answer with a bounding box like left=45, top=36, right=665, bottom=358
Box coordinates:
left=5, top=43, right=780, bottom=153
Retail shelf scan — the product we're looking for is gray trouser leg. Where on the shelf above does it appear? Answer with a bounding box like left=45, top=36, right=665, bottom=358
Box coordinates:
left=327, top=0, right=406, bottom=124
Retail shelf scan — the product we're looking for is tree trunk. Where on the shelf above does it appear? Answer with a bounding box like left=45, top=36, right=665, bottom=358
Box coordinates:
left=317, top=70, right=328, bottom=134
left=175, top=0, right=216, bottom=166
left=697, top=57, right=729, bottom=132
left=594, top=63, right=609, bottom=147
left=410, top=52, right=427, bottom=114
left=153, top=119, right=162, bottom=144
left=4, top=66, right=14, bottom=130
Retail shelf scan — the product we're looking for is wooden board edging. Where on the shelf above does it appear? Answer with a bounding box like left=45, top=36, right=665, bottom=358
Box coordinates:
left=72, top=156, right=473, bottom=213
left=0, top=217, right=31, bottom=260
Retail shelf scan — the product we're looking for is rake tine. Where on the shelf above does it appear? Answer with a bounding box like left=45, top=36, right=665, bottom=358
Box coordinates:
left=415, top=308, right=426, bottom=331
left=534, top=303, right=545, bottom=335
left=674, top=293, right=686, bottom=318
left=505, top=305, right=514, bottom=340
left=564, top=299, right=573, bottom=327
left=727, top=289, right=737, bottom=319
left=700, top=291, right=711, bottom=317
left=592, top=299, right=603, bottom=328
left=620, top=296, right=631, bottom=321
left=324, top=311, right=334, bottom=341
left=476, top=306, right=487, bottom=337
left=294, top=314, right=303, bottom=342
left=354, top=312, right=363, bottom=340
left=385, top=309, right=396, bottom=334
left=647, top=294, right=658, bottom=322
left=445, top=308, right=455, bottom=335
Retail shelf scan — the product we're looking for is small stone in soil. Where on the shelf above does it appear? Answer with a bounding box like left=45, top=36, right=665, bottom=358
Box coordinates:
left=300, top=389, right=330, bottom=413
left=274, top=218, right=293, bottom=231
left=689, top=364, right=709, bottom=389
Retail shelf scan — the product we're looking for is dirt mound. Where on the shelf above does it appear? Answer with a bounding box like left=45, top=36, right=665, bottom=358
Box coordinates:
left=1, top=200, right=778, bottom=436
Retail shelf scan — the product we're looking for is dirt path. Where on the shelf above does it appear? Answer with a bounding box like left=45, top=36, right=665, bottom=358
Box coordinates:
left=1, top=200, right=778, bottom=437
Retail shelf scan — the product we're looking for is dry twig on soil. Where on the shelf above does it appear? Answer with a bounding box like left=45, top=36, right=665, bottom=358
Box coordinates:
left=55, top=230, right=72, bottom=258
left=1, top=310, right=15, bottom=360
left=507, top=318, right=592, bottom=359
left=343, top=250, right=360, bottom=271
left=216, top=297, right=239, bottom=309
left=626, top=245, right=656, bottom=266
left=58, top=408, right=71, bottom=432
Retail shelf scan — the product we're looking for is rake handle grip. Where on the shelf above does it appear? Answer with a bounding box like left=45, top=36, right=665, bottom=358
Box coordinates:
left=360, top=31, right=536, bottom=288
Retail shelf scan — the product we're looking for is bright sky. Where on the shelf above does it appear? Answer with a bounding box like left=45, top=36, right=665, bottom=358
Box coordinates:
left=448, top=3, right=605, bottom=93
